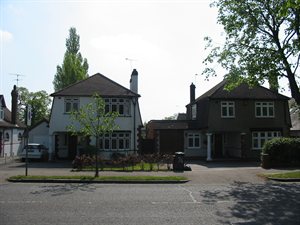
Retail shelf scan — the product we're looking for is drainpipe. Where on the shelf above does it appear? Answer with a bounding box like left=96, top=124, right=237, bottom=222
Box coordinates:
left=206, top=133, right=212, bottom=161
left=132, top=97, right=137, bottom=155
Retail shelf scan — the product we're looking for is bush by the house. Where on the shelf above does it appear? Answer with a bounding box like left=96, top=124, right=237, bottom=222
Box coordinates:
left=262, top=137, right=300, bottom=167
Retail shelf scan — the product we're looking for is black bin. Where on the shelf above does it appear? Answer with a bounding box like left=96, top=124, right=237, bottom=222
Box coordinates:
left=173, top=152, right=185, bottom=171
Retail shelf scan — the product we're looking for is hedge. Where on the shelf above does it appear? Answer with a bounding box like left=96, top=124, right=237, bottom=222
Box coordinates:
left=262, top=137, right=300, bottom=167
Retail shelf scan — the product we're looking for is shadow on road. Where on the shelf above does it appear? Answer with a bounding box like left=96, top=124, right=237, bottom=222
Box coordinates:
left=13, top=160, right=73, bottom=169
left=200, top=181, right=300, bottom=224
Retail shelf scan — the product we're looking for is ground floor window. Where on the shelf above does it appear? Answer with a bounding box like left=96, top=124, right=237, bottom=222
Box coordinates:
left=187, top=132, right=201, bottom=149
left=252, top=131, right=281, bottom=150
left=99, top=132, right=130, bottom=151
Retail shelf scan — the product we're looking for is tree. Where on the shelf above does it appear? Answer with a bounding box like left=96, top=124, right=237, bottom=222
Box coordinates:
left=163, top=113, right=178, bottom=120
left=53, top=27, right=89, bottom=92
left=203, top=0, right=300, bottom=105
left=67, top=94, right=119, bottom=177
left=18, top=87, right=51, bottom=126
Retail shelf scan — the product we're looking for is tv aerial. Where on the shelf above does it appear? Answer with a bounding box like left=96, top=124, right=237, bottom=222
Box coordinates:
left=125, top=58, right=137, bottom=70
left=194, top=74, right=198, bottom=84
left=10, top=73, right=25, bottom=87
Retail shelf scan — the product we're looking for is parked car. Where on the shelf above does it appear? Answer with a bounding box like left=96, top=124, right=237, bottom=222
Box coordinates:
left=20, top=143, right=49, bottom=161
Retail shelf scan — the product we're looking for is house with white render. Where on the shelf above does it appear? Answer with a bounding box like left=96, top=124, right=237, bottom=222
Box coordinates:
left=0, top=86, right=25, bottom=158
left=48, top=69, right=142, bottom=160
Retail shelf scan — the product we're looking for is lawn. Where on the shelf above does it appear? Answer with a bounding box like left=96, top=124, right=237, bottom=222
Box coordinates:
left=264, top=170, right=300, bottom=179
left=9, top=175, right=187, bottom=182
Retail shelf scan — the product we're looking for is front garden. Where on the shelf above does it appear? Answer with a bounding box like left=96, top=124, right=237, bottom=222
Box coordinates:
left=72, top=153, right=175, bottom=172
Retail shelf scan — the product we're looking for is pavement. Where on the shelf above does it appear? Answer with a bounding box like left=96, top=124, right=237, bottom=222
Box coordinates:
left=2, top=156, right=299, bottom=184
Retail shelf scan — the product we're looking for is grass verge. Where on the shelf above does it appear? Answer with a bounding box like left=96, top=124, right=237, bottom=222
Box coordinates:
left=266, top=171, right=300, bottom=179
left=262, top=170, right=300, bottom=179
left=9, top=175, right=187, bottom=182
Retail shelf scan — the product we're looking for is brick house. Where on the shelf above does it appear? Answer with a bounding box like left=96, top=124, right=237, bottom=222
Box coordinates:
left=147, top=80, right=291, bottom=160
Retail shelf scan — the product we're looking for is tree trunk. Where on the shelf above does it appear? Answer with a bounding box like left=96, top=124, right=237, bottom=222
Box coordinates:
left=95, top=136, right=99, bottom=177
left=273, top=35, right=300, bottom=105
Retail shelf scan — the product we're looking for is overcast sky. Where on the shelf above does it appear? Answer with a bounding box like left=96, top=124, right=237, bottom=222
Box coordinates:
left=0, top=0, right=251, bottom=122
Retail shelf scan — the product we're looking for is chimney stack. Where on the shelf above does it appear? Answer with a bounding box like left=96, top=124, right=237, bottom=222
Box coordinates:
left=190, top=83, right=195, bottom=103
left=11, top=85, right=18, bottom=125
left=130, top=69, right=138, bottom=94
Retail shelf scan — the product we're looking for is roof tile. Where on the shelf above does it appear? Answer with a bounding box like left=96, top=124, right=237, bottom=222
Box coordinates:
left=51, top=73, right=139, bottom=97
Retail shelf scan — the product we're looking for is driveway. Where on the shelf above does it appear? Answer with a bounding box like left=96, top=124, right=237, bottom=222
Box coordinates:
left=185, top=160, right=270, bottom=184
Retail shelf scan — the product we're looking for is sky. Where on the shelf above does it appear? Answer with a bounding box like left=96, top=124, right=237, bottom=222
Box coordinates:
left=0, top=0, right=290, bottom=122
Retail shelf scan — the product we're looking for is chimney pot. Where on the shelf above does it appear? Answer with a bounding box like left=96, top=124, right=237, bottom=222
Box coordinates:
left=11, top=85, right=18, bottom=125
left=130, top=69, right=138, bottom=93
left=190, top=83, right=196, bottom=103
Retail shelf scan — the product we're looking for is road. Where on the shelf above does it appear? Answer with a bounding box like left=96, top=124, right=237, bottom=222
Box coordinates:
left=1, top=182, right=299, bottom=225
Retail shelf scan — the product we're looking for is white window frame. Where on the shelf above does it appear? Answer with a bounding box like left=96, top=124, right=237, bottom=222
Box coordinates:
left=104, top=98, right=131, bottom=116
left=252, top=131, right=281, bottom=150
left=221, top=101, right=235, bottom=118
left=255, top=102, right=274, bottom=118
left=187, top=133, right=201, bottom=149
left=64, top=98, right=79, bottom=113
left=99, top=132, right=131, bottom=151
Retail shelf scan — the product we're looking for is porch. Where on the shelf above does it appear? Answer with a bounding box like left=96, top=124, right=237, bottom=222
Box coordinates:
left=184, top=131, right=247, bottom=161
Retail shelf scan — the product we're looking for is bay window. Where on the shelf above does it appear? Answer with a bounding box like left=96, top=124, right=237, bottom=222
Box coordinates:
left=252, top=131, right=281, bottom=150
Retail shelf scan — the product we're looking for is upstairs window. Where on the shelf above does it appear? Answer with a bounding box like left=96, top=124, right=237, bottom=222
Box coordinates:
left=221, top=101, right=235, bottom=118
left=191, top=104, right=197, bottom=120
left=0, top=107, right=4, bottom=120
left=65, top=98, right=79, bottom=113
left=104, top=98, right=130, bottom=116
left=255, top=102, right=274, bottom=118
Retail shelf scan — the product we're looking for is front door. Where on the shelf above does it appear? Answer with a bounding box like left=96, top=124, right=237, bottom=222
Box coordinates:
left=68, top=134, right=77, bottom=160
left=214, top=134, right=223, bottom=158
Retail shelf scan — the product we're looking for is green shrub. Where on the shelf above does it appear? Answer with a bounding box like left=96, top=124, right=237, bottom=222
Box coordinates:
left=262, top=137, right=300, bottom=166
left=72, top=153, right=174, bottom=171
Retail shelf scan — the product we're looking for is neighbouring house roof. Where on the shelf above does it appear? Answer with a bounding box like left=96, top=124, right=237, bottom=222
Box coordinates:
left=176, top=113, right=187, bottom=120
left=29, top=118, right=49, bottom=131
left=195, top=80, right=290, bottom=102
left=0, top=95, right=7, bottom=108
left=51, top=73, right=140, bottom=97
left=0, top=108, right=26, bottom=129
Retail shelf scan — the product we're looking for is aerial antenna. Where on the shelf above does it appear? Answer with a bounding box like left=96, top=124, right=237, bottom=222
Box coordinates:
left=194, top=74, right=198, bottom=84
left=10, top=73, right=25, bottom=87
left=125, top=58, right=137, bottom=71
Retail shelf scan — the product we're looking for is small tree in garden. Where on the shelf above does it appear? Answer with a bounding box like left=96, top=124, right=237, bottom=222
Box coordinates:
left=67, top=93, right=119, bottom=177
